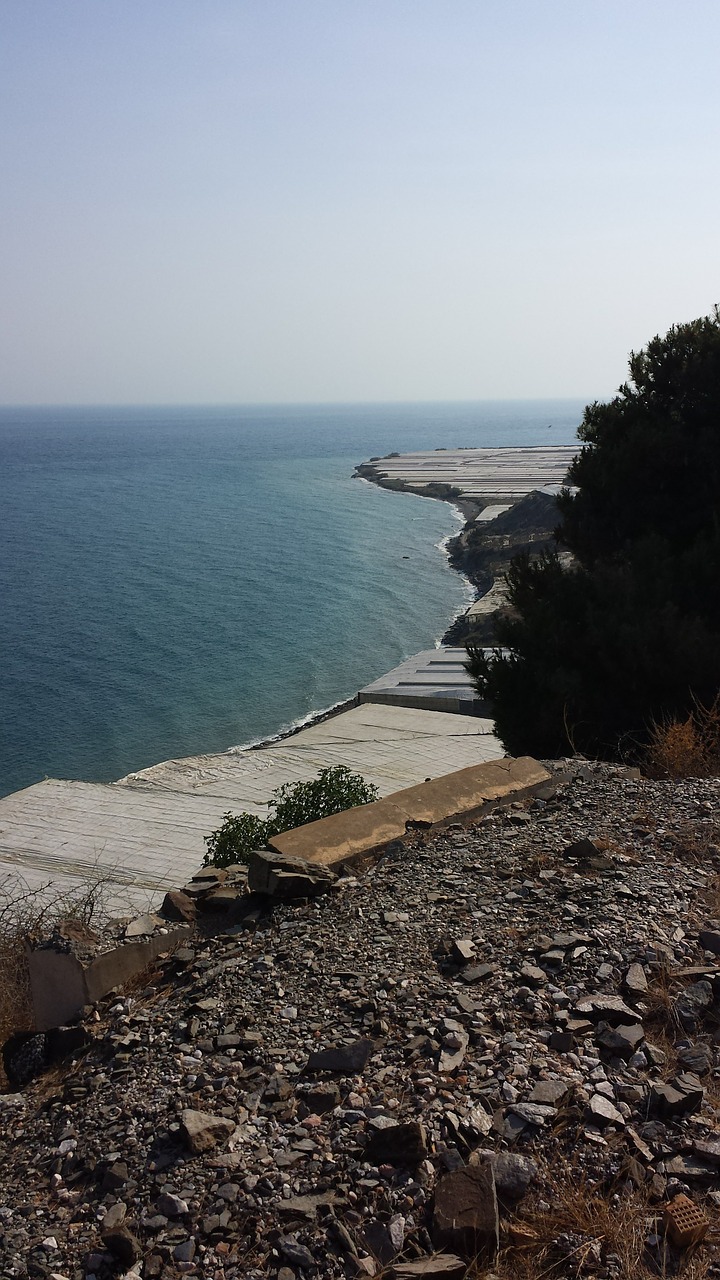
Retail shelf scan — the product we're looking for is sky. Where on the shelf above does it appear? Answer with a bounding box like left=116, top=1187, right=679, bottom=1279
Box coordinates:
left=1, top=0, right=719, bottom=405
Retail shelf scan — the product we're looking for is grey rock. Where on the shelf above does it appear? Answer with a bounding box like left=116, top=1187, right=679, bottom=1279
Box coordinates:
left=102, top=1160, right=129, bottom=1191
left=124, top=913, right=159, bottom=938
left=160, top=889, right=197, bottom=923
left=100, top=1202, right=127, bottom=1231
left=595, top=1021, right=644, bottom=1057
left=549, top=1030, right=574, bottom=1052
left=575, top=994, right=637, bottom=1024
left=509, top=1102, right=556, bottom=1127
left=359, top=1220, right=396, bottom=1265
left=479, top=1152, right=538, bottom=1202
left=460, top=963, right=497, bottom=984
left=306, top=1037, right=374, bottom=1073
left=264, top=1072, right=293, bottom=1102
left=562, top=838, right=602, bottom=861
left=677, top=1042, right=713, bottom=1075
left=439, top=1030, right=469, bottom=1073
left=520, top=964, right=547, bottom=986
left=586, top=1094, right=624, bottom=1127
left=650, top=1074, right=704, bottom=1118
left=248, top=849, right=336, bottom=899
left=675, top=981, right=714, bottom=1030
left=392, top=1257, right=467, bottom=1278
left=699, top=928, right=720, bottom=956
left=366, top=1120, right=427, bottom=1166
left=180, top=1108, right=235, bottom=1154
left=173, top=1239, right=196, bottom=1263
left=624, top=963, right=648, bottom=996
left=693, top=1139, right=720, bottom=1166
left=279, top=1192, right=338, bottom=1219
left=101, top=1225, right=141, bottom=1266
left=279, top=1236, right=316, bottom=1270
left=528, top=1079, right=569, bottom=1106
left=450, top=939, right=476, bottom=965
left=156, top=1192, right=188, bottom=1216
left=298, top=1081, right=341, bottom=1113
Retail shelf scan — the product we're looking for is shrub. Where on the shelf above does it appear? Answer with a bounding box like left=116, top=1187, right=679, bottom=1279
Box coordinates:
left=203, top=811, right=270, bottom=869
left=469, top=310, right=720, bottom=761
left=644, top=695, right=720, bottom=779
left=203, top=765, right=379, bottom=869
left=270, top=766, right=379, bottom=832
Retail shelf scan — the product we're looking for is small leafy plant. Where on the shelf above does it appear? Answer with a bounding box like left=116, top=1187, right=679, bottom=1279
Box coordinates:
left=203, top=811, right=269, bottom=870
left=203, top=766, right=379, bottom=868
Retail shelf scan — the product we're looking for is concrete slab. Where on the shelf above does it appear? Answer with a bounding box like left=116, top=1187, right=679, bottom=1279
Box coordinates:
left=0, top=703, right=501, bottom=912
left=269, top=756, right=552, bottom=867
left=359, top=648, right=483, bottom=713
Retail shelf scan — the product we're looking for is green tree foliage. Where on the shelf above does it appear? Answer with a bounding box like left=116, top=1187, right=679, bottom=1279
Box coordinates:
left=203, top=766, right=379, bottom=868
left=468, top=310, right=720, bottom=759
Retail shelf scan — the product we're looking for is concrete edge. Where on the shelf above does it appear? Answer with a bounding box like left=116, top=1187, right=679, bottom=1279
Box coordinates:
left=268, top=755, right=553, bottom=869
left=27, top=924, right=193, bottom=1033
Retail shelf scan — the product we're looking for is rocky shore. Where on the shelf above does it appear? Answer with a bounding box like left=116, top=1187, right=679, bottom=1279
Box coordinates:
left=354, top=452, right=568, bottom=649
left=2, top=761, right=720, bottom=1278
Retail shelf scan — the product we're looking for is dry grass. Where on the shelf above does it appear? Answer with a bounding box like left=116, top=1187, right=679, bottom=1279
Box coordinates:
left=485, top=1164, right=718, bottom=1280
left=0, top=872, right=110, bottom=1087
left=644, top=696, right=720, bottom=779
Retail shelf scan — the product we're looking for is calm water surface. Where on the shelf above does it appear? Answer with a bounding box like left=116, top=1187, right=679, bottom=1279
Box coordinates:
left=0, top=402, right=583, bottom=797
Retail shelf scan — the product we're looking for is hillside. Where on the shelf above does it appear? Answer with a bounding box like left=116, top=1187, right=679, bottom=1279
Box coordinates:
left=1, top=762, right=719, bottom=1278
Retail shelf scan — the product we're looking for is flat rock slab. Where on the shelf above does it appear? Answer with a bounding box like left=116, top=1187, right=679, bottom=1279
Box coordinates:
left=574, top=994, right=637, bottom=1024
left=392, top=1257, right=467, bottom=1278
left=366, top=1120, right=427, bottom=1166
left=432, top=1164, right=499, bottom=1261
left=305, top=1038, right=375, bottom=1074
left=595, top=1021, right=645, bottom=1057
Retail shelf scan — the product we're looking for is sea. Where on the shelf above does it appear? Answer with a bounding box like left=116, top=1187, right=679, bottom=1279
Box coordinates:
left=0, top=401, right=583, bottom=799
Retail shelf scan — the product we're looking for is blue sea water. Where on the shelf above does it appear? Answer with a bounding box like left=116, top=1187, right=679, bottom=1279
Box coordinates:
left=0, top=402, right=583, bottom=798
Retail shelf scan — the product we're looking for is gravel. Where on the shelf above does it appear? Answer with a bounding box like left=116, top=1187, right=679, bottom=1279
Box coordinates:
left=1, top=760, right=720, bottom=1278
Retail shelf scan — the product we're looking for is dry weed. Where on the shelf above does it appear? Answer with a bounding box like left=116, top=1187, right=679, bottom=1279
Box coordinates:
left=0, top=872, right=110, bottom=1088
left=645, top=696, right=720, bottom=780
left=490, top=1161, right=716, bottom=1279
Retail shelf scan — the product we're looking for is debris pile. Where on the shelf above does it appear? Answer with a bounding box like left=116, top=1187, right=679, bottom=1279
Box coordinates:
left=1, top=762, right=719, bottom=1278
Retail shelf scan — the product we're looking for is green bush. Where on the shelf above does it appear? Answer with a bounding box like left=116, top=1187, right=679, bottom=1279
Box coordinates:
left=203, top=765, right=379, bottom=868
left=204, top=811, right=270, bottom=869
left=270, top=766, right=379, bottom=832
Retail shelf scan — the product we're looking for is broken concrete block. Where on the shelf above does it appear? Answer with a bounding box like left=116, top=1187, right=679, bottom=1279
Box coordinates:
left=247, top=848, right=336, bottom=899
left=26, top=923, right=192, bottom=1032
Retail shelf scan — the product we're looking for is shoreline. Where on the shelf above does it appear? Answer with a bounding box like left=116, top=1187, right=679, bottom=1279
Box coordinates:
left=353, top=445, right=577, bottom=647
left=222, top=476, right=476, bottom=759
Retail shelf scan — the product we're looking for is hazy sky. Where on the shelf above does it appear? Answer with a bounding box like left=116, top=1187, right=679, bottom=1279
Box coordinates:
left=1, top=1, right=719, bottom=404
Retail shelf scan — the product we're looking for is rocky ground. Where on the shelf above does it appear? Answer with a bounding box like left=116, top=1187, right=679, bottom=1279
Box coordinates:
left=2, top=762, right=720, bottom=1279
left=442, top=492, right=561, bottom=646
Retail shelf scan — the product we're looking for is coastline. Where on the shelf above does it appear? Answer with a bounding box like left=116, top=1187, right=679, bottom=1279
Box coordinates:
left=240, top=442, right=576, bottom=759
left=353, top=445, right=577, bottom=647
left=118, top=472, right=476, bottom=779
